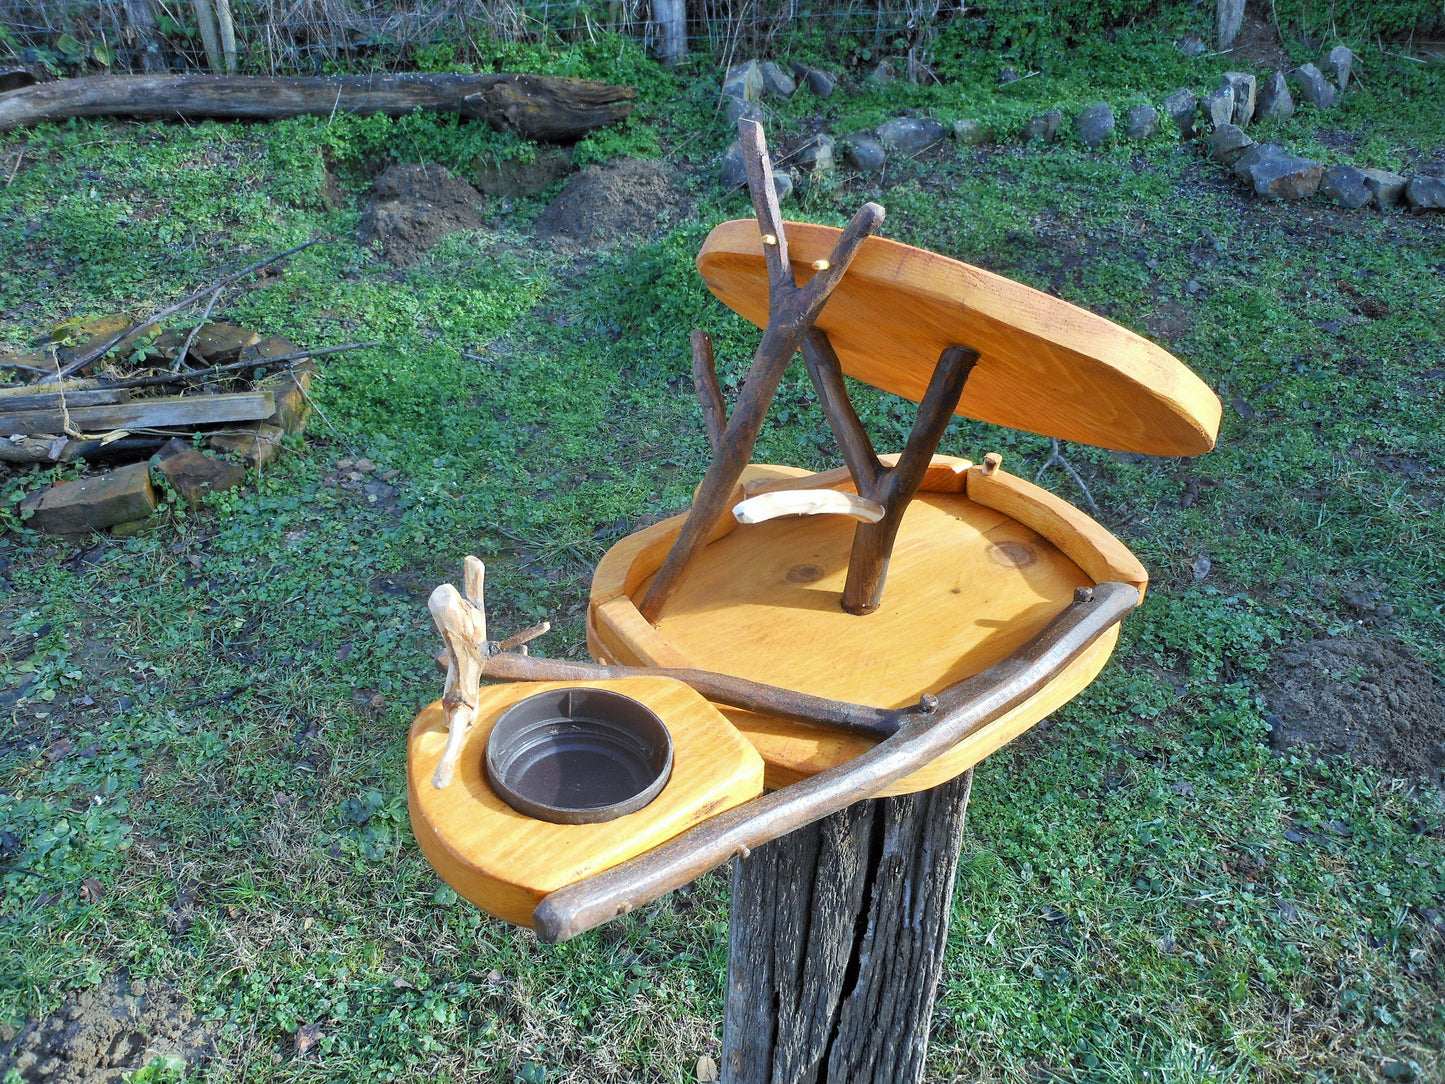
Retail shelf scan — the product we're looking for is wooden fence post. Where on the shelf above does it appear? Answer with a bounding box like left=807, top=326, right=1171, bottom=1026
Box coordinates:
left=721, top=770, right=973, bottom=1084
left=652, top=0, right=687, bottom=65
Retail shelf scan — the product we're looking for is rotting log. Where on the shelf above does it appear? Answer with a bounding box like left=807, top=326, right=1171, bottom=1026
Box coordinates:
left=0, top=73, right=636, bottom=142
left=723, top=771, right=973, bottom=1084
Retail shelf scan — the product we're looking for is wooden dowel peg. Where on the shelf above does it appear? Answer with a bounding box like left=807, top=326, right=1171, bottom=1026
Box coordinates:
left=761, top=233, right=778, bottom=246
left=982, top=452, right=1003, bottom=476
left=810, top=259, right=830, bottom=271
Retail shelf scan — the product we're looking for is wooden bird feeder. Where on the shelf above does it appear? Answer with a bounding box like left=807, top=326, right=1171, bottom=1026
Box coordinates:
left=407, top=120, right=1219, bottom=1081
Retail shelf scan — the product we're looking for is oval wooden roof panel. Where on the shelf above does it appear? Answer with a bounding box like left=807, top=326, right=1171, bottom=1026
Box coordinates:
left=696, top=220, right=1221, bottom=457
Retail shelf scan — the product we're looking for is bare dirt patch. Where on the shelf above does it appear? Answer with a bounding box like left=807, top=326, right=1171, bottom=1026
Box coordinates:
left=535, top=157, right=687, bottom=251
left=1261, top=634, right=1445, bottom=785
left=1, top=978, right=215, bottom=1084
left=357, top=163, right=487, bottom=267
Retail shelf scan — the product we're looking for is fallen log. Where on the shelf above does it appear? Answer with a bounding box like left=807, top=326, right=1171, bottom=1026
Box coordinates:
left=0, top=73, right=635, bottom=142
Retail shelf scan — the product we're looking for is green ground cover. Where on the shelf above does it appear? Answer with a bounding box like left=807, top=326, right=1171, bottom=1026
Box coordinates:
left=1, top=13, right=1443, bottom=1084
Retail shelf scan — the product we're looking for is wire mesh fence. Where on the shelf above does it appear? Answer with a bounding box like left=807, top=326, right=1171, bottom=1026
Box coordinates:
left=0, top=0, right=959, bottom=73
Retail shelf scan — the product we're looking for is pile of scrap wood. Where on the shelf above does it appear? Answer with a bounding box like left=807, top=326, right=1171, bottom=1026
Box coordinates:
left=1, top=241, right=373, bottom=535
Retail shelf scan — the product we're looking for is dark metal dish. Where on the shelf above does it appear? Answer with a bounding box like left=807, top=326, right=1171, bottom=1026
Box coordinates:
left=485, top=688, right=673, bottom=824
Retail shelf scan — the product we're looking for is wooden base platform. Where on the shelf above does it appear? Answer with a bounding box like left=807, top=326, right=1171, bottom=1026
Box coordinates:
left=408, top=677, right=764, bottom=926
left=588, top=456, right=1147, bottom=795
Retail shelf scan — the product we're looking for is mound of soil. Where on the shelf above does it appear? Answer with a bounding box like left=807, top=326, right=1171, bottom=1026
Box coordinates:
left=535, top=157, right=686, bottom=251
left=1, top=978, right=215, bottom=1083
left=1261, top=635, right=1445, bottom=785
left=358, top=163, right=486, bottom=267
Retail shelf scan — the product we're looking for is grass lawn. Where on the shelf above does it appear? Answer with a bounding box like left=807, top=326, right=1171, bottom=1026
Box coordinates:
left=1, top=13, right=1443, bottom=1084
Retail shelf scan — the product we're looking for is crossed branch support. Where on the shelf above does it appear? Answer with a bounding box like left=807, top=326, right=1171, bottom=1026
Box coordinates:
left=644, top=118, right=979, bottom=621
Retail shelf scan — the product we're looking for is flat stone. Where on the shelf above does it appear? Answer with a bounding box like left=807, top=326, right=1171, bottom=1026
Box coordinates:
left=1256, top=72, right=1294, bottom=122
left=793, top=133, right=835, bottom=172
left=842, top=132, right=886, bottom=171
left=1231, top=142, right=1287, bottom=182
left=208, top=422, right=284, bottom=468
left=1075, top=102, right=1114, bottom=148
left=1164, top=88, right=1198, bottom=138
left=1293, top=63, right=1336, bottom=108
left=1360, top=168, right=1407, bottom=208
left=876, top=116, right=947, bottom=154
left=724, top=95, right=764, bottom=126
left=952, top=118, right=991, bottom=145
left=1204, top=85, right=1235, bottom=129
left=1327, top=45, right=1354, bottom=91
left=758, top=60, right=795, bottom=98
left=722, top=60, right=763, bottom=102
left=1406, top=174, right=1445, bottom=209
left=1210, top=124, right=1254, bottom=165
left=772, top=169, right=794, bottom=204
left=1217, top=0, right=1245, bottom=49
left=1177, top=34, right=1207, bottom=56
left=24, top=462, right=156, bottom=534
left=1023, top=110, right=1063, bottom=142
left=721, top=141, right=747, bottom=188
left=1123, top=104, right=1158, bottom=139
left=1222, top=72, right=1256, bottom=125
left=244, top=335, right=312, bottom=435
left=1248, top=155, right=1323, bottom=200
left=1320, top=164, right=1373, bottom=208
left=866, top=60, right=895, bottom=84
left=789, top=60, right=835, bottom=98
left=154, top=438, right=247, bottom=508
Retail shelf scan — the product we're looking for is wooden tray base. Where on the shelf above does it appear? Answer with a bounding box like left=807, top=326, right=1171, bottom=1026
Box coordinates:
left=588, top=456, right=1146, bottom=795
left=408, top=676, right=764, bottom=926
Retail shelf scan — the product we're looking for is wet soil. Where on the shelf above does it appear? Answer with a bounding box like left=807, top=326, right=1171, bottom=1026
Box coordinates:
left=357, top=163, right=487, bottom=267
left=535, top=157, right=688, bottom=251
left=1261, top=634, right=1445, bottom=785
left=0, top=978, right=215, bottom=1084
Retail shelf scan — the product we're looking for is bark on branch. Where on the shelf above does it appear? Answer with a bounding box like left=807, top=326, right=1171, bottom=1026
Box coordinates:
left=0, top=73, right=636, bottom=141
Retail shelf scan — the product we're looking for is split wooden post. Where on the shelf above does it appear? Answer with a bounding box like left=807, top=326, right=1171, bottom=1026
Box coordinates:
left=722, top=771, right=974, bottom=1084
left=639, top=119, right=885, bottom=623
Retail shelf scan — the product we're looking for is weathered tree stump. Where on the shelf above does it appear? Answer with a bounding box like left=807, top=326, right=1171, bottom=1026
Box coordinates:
left=722, top=770, right=973, bottom=1084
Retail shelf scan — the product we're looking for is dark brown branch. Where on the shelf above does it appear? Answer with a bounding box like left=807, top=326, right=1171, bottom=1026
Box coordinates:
left=478, top=650, right=904, bottom=740
left=842, top=345, right=978, bottom=614
left=637, top=123, right=885, bottom=624
left=690, top=329, right=727, bottom=454
left=801, top=329, right=880, bottom=493
left=532, top=582, right=1140, bottom=941
left=739, top=119, right=793, bottom=293
left=39, top=238, right=326, bottom=383
left=95, top=341, right=378, bottom=391
left=0, top=73, right=636, bottom=141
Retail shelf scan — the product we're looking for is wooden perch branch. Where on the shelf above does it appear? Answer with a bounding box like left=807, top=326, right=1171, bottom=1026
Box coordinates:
left=0, top=73, right=636, bottom=141
left=842, top=343, right=978, bottom=614
left=801, top=329, right=881, bottom=492
left=532, top=582, right=1141, bottom=942
left=429, top=556, right=490, bottom=789
left=638, top=119, right=884, bottom=624
left=690, top=329, right=727, bottom=454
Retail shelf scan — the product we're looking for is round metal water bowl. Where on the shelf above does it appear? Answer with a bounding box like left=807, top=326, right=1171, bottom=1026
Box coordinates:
left=485, top=687, right=673, bottom=824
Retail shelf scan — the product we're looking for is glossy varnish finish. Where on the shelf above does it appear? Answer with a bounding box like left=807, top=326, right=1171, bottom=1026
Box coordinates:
left=408, top=676, right=764, bottom=926
left=697, top=220, right=1222, bottom=458
left=588, top=456, right=1146, bottom=794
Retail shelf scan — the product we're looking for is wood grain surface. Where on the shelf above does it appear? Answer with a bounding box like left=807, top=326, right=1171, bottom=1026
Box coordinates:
left=588, top=457, right=1138, bottom=794
left=407, top=676, right=763, bottom=927
left=696, top=220, right=1222, bottom=457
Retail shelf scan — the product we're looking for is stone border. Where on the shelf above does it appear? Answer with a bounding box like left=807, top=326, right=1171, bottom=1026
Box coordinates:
left=713, top=49, right=1443, bottom=213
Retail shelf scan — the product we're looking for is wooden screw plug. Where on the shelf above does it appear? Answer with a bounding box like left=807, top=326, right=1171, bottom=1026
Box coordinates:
left=982, top=452, right=1003, bottom=476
